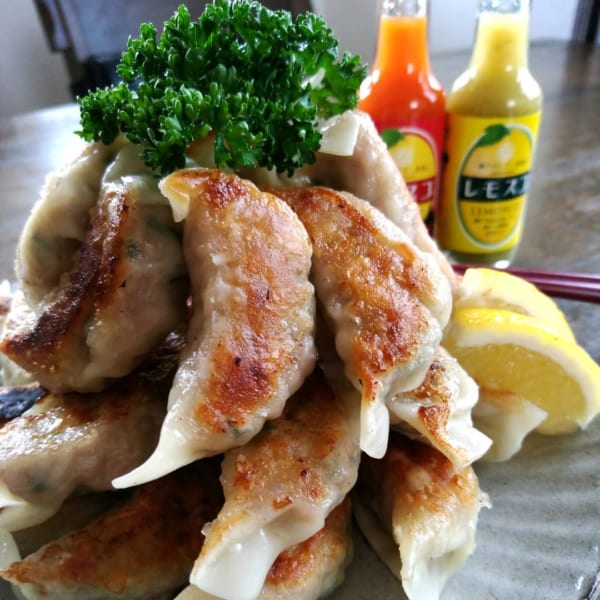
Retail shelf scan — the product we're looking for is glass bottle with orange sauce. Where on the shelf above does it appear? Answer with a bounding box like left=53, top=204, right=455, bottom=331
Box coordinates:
left=435, top=0, right=542, bottom=267
left=359, top=0, right=445, bottom=223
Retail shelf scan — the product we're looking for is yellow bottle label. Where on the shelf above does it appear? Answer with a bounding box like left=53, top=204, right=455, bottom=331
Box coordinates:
left=382, top=126, right=441, bottom=221
left=436, top=112, right=541, bottom=253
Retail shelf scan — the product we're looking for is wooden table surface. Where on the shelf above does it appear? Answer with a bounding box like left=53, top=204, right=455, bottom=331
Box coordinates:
left=0, top=40, right=598, bottom=360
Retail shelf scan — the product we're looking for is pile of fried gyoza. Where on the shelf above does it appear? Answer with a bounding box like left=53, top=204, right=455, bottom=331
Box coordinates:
left=0, top=110, right=501, bottom=600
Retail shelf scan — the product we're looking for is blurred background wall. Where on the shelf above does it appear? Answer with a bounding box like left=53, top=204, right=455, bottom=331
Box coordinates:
left=0, top=0, right=71, bottom=118
left=0, top=0, right=585, bottom=119
left=314, top=0, right=581, bottom=64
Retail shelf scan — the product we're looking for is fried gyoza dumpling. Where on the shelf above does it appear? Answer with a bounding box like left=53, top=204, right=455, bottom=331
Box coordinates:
left=0, top=347, right=174, bottom=532
left=113, top=169, right=316, bottom=488
left=0, top=459, right=223, bottom=600
left=389, top=346, right=491, bottom=468
left=354, top=433, right=488, bottom=600
left=190, top=368, right=359, bottom=600
left=1, top=146, right=189, bottom=393
left=10, top=491, right=126, bottom=559
left=15, top=141, right=124, bottom=307
left=259, top=497, right=352, bottom=600
left=177, top=498, right=353, bottom=600
left=301, top=110, right=456, bottom=288
left=269, top=185, right=451, bottom=459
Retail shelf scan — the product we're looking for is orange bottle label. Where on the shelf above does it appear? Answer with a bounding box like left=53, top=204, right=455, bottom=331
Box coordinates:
left=437, top=113, right=541, bottom=252
left=380, top=119, right=444, bottom=221
left=358, top=14, right=445, bottom=222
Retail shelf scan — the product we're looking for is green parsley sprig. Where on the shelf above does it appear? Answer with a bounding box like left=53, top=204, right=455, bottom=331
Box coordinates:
left=76, top=0, right=366, bottom=175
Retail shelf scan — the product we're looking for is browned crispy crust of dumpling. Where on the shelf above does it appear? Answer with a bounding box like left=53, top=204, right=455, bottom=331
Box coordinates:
left=265, top=183, right=453, bottom=461
left=0, top=180, right=188, bottom=393
left=1, top=459, right=223, bottom=599
left=165, top=169, right=315, bottom=439
left=263, top=498, right=352, bottom=598
left=301, top=110, right=456, bottom=289
left=0, top=375, right=168, bottom=508
left=217, top=368, right=357, bottom=511
left=110, top=168, right=317, bottom=488
left=359, top=432, right=480, bottom=525
left=415, top=360, right=452, bottom=431
left=12, top=491, right=128, bottom=558
left=2, top=185, right=134, bottom=365
left=189, top=367, right=358, bottom=599
left=388, top=344, right=491, bottom=469
left=266, top=185, right=439, bottom=413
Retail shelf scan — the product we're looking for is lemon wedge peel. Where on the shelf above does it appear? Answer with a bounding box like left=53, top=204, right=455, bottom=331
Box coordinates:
left=445, top=308, right=600, bottom=435
left=453, top=267, right=576, bottom=343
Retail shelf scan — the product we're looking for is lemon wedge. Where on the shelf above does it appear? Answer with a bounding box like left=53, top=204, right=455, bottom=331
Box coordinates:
left=444, top=308, right=600, bottom=435
left=454, top=268, right=576, bottom=343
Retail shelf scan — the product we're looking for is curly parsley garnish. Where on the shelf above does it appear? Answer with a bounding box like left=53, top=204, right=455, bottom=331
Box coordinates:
left=76, top=0, right=366, bottom=175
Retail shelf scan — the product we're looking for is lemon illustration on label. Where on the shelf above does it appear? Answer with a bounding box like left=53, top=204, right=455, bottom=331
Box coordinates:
left=457, top=123, right=533, bottom=247
left=382, top=128, right=437, bottom=221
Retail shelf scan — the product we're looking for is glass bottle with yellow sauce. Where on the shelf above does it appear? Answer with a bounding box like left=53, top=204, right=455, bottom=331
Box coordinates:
left=435, top=0, right=542, bottom=267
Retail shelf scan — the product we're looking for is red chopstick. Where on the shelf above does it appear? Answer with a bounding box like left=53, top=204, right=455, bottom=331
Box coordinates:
left=452, top=264, right=600, bottom=303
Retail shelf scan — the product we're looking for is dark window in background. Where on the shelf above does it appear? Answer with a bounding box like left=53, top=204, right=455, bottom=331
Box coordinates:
left=572, top=0, right=600, bottom=42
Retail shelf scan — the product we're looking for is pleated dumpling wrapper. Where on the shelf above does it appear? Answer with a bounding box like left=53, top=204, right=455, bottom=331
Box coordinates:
left=472, top=389, right=547, bottom=462
left=389, top=346, right=492, bottom=469
left=15, top=141, right=123, bottom=308
left=354, top=432, right=488, bottom=600
left=300, top=109, right=456, bottom=288
left=176, top=498, right=353, bottom=600
left=190, top=368, right=360, bottom=600
left=0, top=340, right=177, bottom=532
left=114, top=169, right=316, bottom=488
left=1, top=144, right=189, bottom=393
left=0, top=459, right=223, bottom=600
left=269, top=185, right=452, bottom=459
